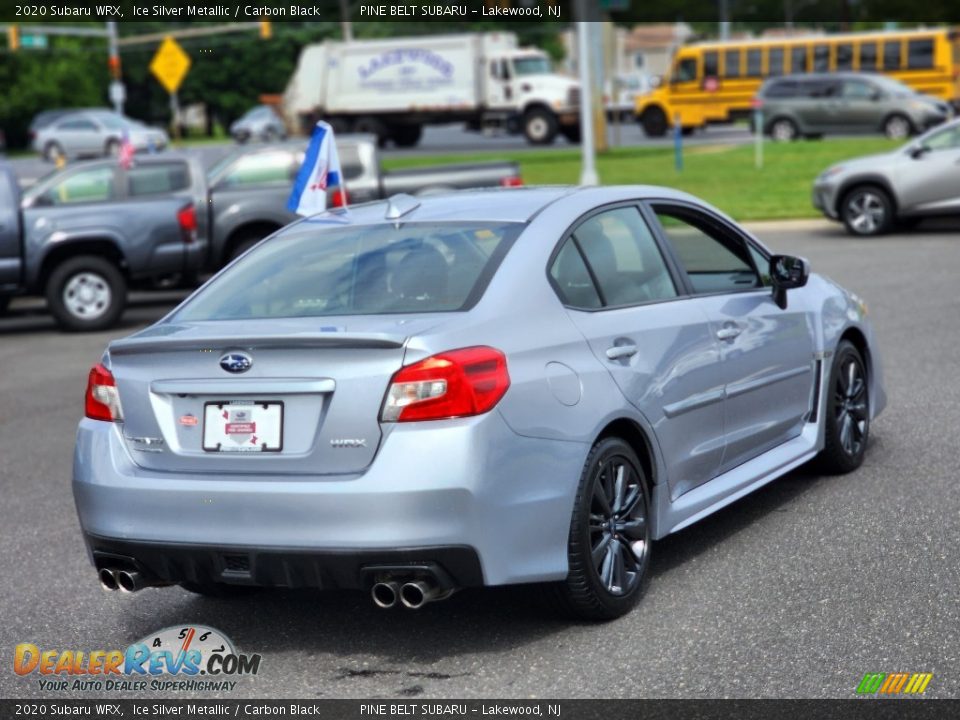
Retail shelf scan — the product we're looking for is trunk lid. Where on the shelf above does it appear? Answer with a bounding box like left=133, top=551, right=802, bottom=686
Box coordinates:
left=107, top=317, right=443, bottom=476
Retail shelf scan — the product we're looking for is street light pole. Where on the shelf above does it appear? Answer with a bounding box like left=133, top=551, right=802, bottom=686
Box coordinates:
left=106, top=21, right=124, bottom=114
left=577, top=19, right=598, bottom=186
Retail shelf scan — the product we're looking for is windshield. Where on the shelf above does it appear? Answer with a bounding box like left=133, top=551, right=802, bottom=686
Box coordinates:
left=513, top=56, right=552, bottom=76
left=175, top=221, right=523, bottom=320
left=92, top=113, right=131, bottom=130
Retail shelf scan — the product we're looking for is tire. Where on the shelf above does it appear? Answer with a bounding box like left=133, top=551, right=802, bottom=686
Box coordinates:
left=0, top=296, right=9, bottom=316
left=817, top=341, right=870, bottom=474
left=523, top=108, right=559, bottom=145
left=227, top=231, right=269, bottom=264
left=640, top=106, right=668, bottom=137
left=43, top=142, right=65, bottom=163
left=105, top=139, right=121, bottom=158
left=45, top=255, right=126, bottom=332
left=841, top=185, right=894, bottom=237
left=883, top=114, right=913, bottom=140
left=550, top=437, right=651, bottom=621
left=180, top=582, right=261, bottom=599
left=768, top=117, right=798, bottom=142
left=391, top=124, right=423, bottom=148
left=353, top=116, right=387, bottom=147
left=561, top=125, right=582, bottom=144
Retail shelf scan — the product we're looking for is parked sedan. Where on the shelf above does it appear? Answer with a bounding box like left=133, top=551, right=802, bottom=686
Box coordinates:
left=230, top=105, right=287, bottom=143
left=33, top=110, right=168, bottom=162
left=74, top=187, right=884, bottom=620
left=758, top=73, right=950, bottom=141
left=813, top=117, right=960, bottom=236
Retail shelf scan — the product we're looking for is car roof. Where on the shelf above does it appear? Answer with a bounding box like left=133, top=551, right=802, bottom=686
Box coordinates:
left=298, top=185, right=709, bottom=226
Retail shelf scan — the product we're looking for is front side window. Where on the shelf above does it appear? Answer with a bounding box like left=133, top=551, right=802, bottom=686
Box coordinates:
left=513, top=57, right=551, bottom=76
left=674, top=58, right=697, bottom=83
left=920, top=124, right=960, bottom=152
left=652, top=206, right=761, bottom=295
left=843, top=80, right=875, bottom=100
left=219, top=151, right=294, bottom=188
left=42, top=166, right=115, bottom=205
left=176, top=222, right=522, bottom=320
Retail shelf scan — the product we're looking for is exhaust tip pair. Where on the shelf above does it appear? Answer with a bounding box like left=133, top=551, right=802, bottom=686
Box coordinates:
left=370, top=580, right=436, bottom=609
left=98, top=568, right=145, bottom=593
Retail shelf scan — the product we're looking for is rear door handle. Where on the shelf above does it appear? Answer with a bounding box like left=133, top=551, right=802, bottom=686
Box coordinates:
left=716, top=326, right=742, bottom=341
left=606, top=344, right=638, bottom=360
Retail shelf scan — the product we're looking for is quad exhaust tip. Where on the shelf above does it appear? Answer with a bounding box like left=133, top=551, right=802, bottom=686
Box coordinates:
left=399, top=581, right=433, bottom=610
left=98, top=568, right=119, bottom=592
left=98, top=568, right=152, bottom=593
left=371, top=581, right=400, bottom=609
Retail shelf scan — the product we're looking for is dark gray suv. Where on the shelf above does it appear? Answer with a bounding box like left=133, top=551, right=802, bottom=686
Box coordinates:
left=757, top=73, right=950, bottom=141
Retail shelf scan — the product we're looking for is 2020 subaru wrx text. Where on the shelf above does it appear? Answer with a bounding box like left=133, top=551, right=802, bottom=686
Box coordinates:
left=73, top=187, right=885, bottom=620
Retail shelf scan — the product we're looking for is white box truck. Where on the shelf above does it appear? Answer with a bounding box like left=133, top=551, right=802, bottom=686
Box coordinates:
left=283, top=33, right=581, bottom=147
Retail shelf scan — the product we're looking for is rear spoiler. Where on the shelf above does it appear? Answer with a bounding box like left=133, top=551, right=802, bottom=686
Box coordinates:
left=109, top=332, right=405, bottom=355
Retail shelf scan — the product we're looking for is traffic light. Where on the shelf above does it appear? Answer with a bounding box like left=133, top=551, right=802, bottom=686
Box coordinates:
left=259, top=21, right=271, bottom=40
left=8, top=25, right=18, bottom=52
left=108, top=54, right=121, bottom=79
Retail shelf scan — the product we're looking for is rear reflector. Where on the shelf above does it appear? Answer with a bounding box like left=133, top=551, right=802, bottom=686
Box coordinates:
left=177, top=204, right=197, bottom=244
left=381, top=346, right=510, bottom=423
left=499, top=176, right=524, bottom=188
left=85, top=364, right=123, bottom=422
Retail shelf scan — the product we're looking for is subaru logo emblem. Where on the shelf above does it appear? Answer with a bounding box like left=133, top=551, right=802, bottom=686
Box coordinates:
left=219, top=352, right=252, bottom=374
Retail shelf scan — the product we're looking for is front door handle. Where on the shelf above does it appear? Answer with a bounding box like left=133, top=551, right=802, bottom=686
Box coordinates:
left=716, top=326, right=742, bottom=341
left=606, top=344, right=638, bottom=360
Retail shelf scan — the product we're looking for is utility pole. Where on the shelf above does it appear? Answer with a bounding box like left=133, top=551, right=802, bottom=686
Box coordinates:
left=576, top=18, right=598, bottom=185
left=719, top=0, right=731, bottom=40
left=339, top=0, right=353, bottom=42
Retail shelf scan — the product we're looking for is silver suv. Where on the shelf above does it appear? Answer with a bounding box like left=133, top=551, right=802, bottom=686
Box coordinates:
left=757, top=73, right=950, bottom=141
left=813, top=117, right=960, bottom=235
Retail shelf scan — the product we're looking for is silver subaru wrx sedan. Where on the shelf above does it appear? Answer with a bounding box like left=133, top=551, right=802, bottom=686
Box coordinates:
left=74, top=187, right=885, bottom=620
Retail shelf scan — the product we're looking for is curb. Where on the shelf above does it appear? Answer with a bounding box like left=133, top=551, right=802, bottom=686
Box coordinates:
left=742, top=218, right=834, bottom=232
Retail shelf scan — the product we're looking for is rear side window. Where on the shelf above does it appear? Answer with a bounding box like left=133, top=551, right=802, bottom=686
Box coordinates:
left=58, top=119, right=97, bottom=131
left=723, top=49, right=741, bottom=78
left=550, top=240, right=601, bottom=309
left=126, top=162, right=190, bottom=196
left=908, top=38, right=935, bottom=69
left=764, top=80, right=798, bottom=99
left=176, top=222, right=523, bottom=320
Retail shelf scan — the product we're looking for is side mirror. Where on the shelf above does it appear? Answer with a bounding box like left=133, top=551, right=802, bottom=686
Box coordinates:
left=909, top=145, right=930, bottom=159
left=650, top=75, right=663, bottom=89
left=870, top=90, right=884, bottom=102
left=769, top=254, right=809, bottom=309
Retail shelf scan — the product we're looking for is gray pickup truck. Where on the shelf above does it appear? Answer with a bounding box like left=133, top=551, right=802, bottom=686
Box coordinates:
left=206, top=134, right=522, bottom=266
left=0, top=156, right=208, bottom=331
left=0, top=136, right=521, bottom=331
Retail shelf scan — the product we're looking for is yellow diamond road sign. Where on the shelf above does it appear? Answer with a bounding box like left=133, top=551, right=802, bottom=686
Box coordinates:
left=150, top=36, right=191, bottom=94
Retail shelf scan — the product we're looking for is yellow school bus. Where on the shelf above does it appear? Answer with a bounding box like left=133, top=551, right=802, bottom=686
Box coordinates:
left=635, top=28, right=960, bottom=135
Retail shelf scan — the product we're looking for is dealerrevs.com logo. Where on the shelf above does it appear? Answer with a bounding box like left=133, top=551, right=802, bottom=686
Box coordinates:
left=14, top=625, right=261, bottom=693
left=856, top=672, right=933, bottom=696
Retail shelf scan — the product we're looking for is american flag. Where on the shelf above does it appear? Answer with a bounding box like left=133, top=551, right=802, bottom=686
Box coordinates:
left=118, top=130, right=135, bottom=170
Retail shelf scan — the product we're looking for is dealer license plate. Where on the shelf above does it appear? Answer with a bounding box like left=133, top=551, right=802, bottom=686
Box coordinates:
left=202, top=401, right=283, bottom=453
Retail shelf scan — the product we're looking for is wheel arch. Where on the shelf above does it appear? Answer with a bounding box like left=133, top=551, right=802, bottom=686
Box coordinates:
left=837, top=325, right=876, bottom=407
left=521, top=100, right=555, bottom=119
left=34, top=238, right=127, bottom=293
left=596, top=417, right=658, bottom=489
left=835, top=176, right=898, bottom=217
left=221, top=221, right=283, bottom=267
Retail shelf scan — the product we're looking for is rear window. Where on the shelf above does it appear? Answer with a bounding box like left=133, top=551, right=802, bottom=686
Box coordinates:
left=127, top=162, right=190, bottom=196
left=763, top=79, right=798, bottom=98
left=175, top=221, right=523, bottom=320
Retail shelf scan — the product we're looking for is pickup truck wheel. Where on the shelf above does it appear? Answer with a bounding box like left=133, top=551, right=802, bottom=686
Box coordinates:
left=43, top=142, right=65, bottom=163
left=45, top=256, right=126, bottom=332
left=524, top=108, right=558, bottom=145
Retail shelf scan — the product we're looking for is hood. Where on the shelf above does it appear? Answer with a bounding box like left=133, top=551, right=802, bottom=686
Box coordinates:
left=820, top=149, right=901, bottom=178
left=517, top=74, right=579, bottom=102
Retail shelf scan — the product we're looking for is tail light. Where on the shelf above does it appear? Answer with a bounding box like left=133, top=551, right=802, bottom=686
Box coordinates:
left=380, top=346, right=510, bottom=423
left=330, top=187, right=349, bottom=208
left=85, top=364, right=123, bottom=422
left=499, top=176, right=524, bottom=188
left=177, top=203, right=197, bottom=244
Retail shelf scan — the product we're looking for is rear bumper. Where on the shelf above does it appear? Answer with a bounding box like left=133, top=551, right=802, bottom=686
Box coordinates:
left=85, top=534, right=483, bottom=590
left=73, top=411, right=588, bottom=588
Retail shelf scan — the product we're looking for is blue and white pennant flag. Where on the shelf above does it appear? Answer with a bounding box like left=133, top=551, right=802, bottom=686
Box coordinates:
left=287, top=121, right=346, bottom=216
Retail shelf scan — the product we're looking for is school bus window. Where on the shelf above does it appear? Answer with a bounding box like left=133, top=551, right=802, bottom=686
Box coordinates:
left=790, top=45, right=807, bottom=73
left=704, top=51, right=719, bottom=78
left=860, top=41, right=878, bottom=71
left=883, top=40, right=902, bottom=70
left=768, top=47, right=785, bottom=75
left=674, top=57, right=697, bottom=83
left=836, top=43, right=853, bottom=70
left=907, top=38, right=934, bottom=69
left=813, top=44, right=830, bottom=72
left=746, top=48, right=762, bottom=77
left=724, top=49, right=741, bottom=78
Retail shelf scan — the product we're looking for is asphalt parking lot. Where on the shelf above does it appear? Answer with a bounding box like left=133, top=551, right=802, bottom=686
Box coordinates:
left=2, top=220, right=958, bottom=700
